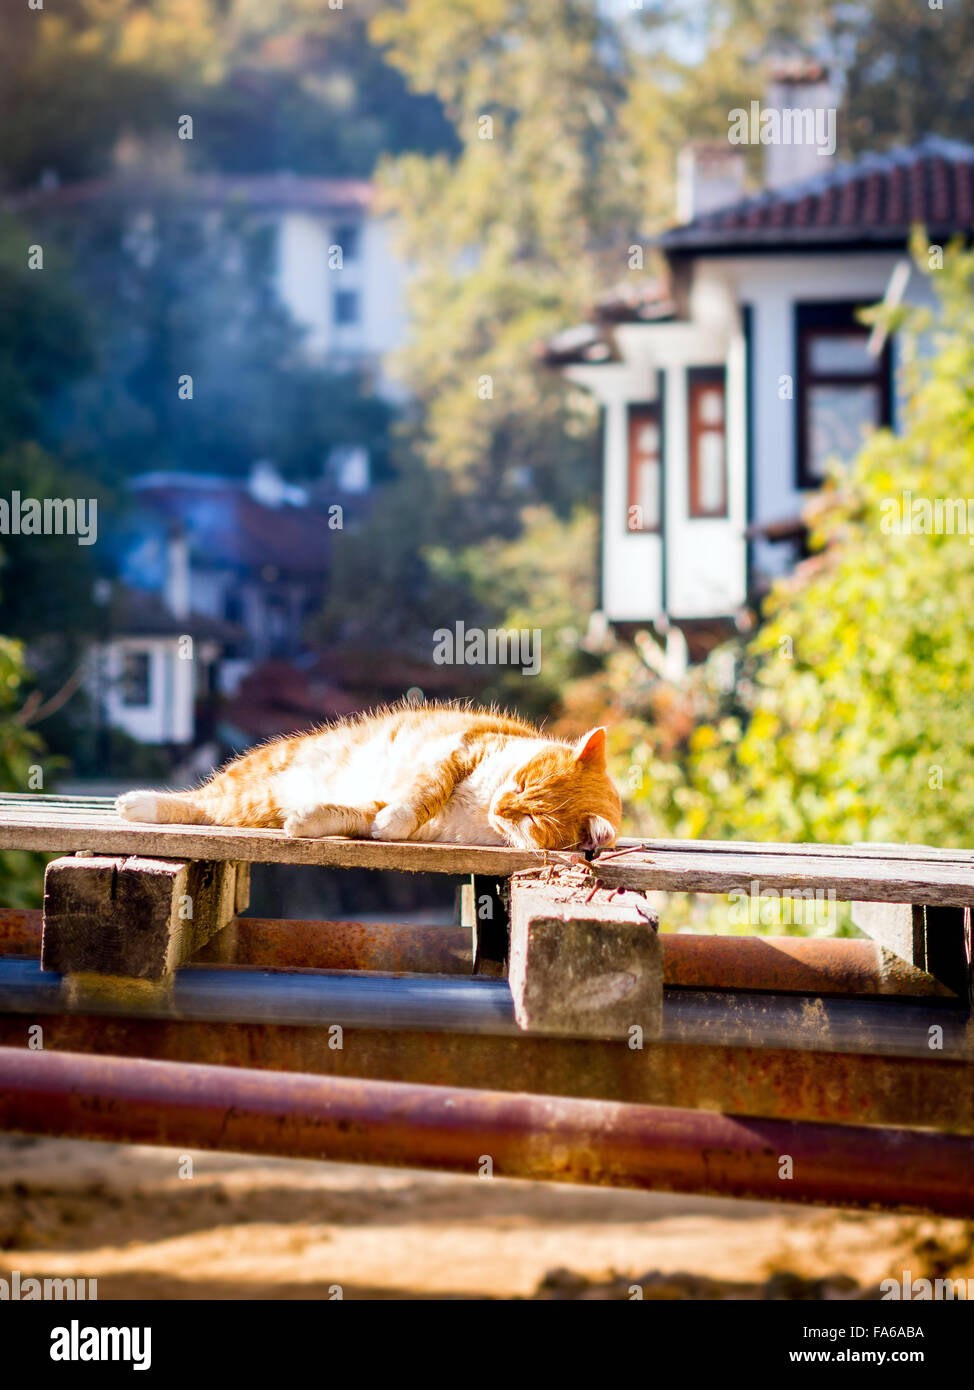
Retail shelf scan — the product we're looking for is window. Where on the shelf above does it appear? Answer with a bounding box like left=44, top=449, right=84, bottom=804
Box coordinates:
left=688, top=367, right=727, bottom=518
left=247, top=221, right=278, bottom=276
left=332, top=223, right=360, bottom=262
left=120, top=650, right=151, bottom=707
left=333, top=289, right=360, bottom=326
left=627, top=405, right=661, bottom=533
left=797, top=304, right=891, bottom=487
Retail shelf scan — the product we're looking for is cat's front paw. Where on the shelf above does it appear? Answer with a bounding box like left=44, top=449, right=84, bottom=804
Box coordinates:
left=371, top=803, right=417, bottom=841
left=284, top=807, right=341, bottom=838
left=115, top=790, right=160, bottom=823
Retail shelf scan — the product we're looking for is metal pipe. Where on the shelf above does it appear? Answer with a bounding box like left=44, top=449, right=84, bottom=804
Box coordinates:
left=3, top=910, right=473, bottom=975
left=662, top=933, right=953, bottom=997
left=196, top=917, right=472, bottom=974
left=2, top=1047, right=972, bottom=1216
left=0, top=956, right=967, bottom=1057
left=4, top=1011, right=973, bottom=1133
left=0, top=910, right=953, bottom=996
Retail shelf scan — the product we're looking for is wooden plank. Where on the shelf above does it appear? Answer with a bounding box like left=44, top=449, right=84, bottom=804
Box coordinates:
left=41, top=855, right=240, bottom=980
left=508, top=874, right=661, bottom=1041
left=612, top=836, right=974, bottom=865
left=0, top=799, right=545, bottom=874
left=4, top=795, right=974, bottom=869
left=592, top=848, right=974, bottom=907
left=850, top=902, right=923, bottom=965
left=2, top=796, right=974, bottom=895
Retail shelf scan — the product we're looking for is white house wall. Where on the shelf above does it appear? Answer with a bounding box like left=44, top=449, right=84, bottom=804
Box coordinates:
left=567, top=363, right=662, bottom=622
left=571, top=314, right=747, bottom=624
left=276, top=211, right=407, bottom=396
left=659, top=325, right=746, bottom=620
left=694, top=251, right=917, bottom=581
left=278, top=213, right=331, bottom=356
left=102, top=638, right=194, bottom=745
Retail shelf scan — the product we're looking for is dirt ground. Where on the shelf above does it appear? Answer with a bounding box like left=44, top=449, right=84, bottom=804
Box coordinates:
left=1, top=1134, right=971, bottom=1300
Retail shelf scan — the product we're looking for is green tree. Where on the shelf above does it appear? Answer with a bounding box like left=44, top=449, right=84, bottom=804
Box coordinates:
left=427, top=506, right=600, bottom=717
left=0, top=635, right=47, bottom=909
left=835, top=0, right=974, bottom=153
left=44, top=199, right=395, bottom=485
left=370, top=0, right=639, bottom=527
left=0, top=218, right=100, bottom=876
left=0, top=0, right=453, bottom=192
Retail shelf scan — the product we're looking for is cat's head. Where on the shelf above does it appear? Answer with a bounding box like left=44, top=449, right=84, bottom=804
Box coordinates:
left=488, top=727, right=622, bottom=851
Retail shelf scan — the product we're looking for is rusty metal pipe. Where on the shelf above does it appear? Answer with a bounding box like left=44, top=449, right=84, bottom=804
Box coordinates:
left=0, top=909, right=952, bottom=997
left=0, top=956, right=968, bottom=1057
left=663, top=933, right=954, bottom=997
left=196, top=917, right=472, bottom=974
left=0, top=911, right=474, bottom=974
left=3, top=1011, right=973, bottom=1133
left=1, top=1046, right=973, bottom=1217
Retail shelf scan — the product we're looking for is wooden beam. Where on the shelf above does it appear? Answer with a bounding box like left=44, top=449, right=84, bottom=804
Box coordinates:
left=508, top=874, right=661, bottom=1040
left=593, top=847, right=974, bottom=907
left=3, top=796, right=974, bottom=900
left=0, top=797, right=545, bottom=874
left=850, top=902, right=922, bottom=966
left=41, top=855, right=241, bottom=980
left=851, top=901, right=972, bottom=1003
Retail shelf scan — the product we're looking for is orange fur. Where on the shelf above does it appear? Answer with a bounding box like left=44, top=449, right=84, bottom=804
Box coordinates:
left=116, top=702, right=622, bottom=850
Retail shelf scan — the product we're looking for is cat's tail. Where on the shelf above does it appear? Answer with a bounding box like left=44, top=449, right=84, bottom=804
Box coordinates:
left=115, top=789, right=214, bottom=825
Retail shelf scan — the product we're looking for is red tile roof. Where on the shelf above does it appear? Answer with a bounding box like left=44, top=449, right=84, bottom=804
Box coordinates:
left=660, top=137, right=974, bottom=253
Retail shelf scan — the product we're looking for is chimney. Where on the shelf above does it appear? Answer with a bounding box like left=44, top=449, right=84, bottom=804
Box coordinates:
left=763, top=58, right=838, bottom=191
left=676, top=144, right=747, bottom=223
left=164, top=528, right=190, bottom=621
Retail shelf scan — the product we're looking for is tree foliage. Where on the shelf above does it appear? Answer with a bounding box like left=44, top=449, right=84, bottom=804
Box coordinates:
left=371, top=0, right=637, bottom=524
left=0, top=0, right=454, bottom=192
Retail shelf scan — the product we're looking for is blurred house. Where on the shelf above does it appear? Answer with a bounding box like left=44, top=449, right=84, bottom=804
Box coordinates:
left=103, top=464, right=344, bottom=745
left=7, top=168, right=420, bottom=758
left=96, top=583, right=240, bottom=750
left=100, top=462, right=458, bottom=758
left=4, top=171, right=409, bottom=401
left=549, top=68, right=974, bottom=663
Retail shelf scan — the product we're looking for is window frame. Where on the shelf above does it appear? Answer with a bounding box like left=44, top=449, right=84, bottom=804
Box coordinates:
left=795, top=302, right=893, bottom=490
left=333, top=222, right=361, bottom=263
left=625, top=400, right=663, bottom=535
left=120, top=649, right=152, bottom=708
left=333, top=288, right=360, bottom=327
left=687, top=365, right=728, bottom=520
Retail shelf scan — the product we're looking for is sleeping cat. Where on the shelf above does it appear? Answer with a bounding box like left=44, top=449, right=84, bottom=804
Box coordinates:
left=115, top=702, right=621, bottom=851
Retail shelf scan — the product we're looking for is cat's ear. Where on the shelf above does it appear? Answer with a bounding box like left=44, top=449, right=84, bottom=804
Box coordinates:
left=584, top=815, right=616, bottom=848
left=574, top=726, right=607, bottom=769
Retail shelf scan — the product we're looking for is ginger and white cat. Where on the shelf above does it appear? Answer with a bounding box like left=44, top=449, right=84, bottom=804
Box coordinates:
left=116, top=703, right=622, bottom=851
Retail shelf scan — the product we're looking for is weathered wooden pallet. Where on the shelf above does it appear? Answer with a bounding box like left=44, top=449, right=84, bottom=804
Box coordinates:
left=2, top=794, right=974, bottom=898
left=1, top=794, right=971, bottom=1021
